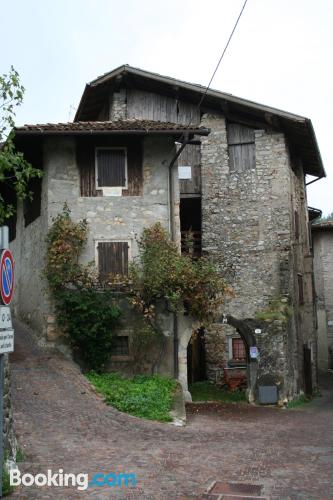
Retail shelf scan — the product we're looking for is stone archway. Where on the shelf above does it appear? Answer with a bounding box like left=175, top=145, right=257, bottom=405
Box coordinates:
left=219, top=315, right=259, bottom=403
left=177, top=315, right=200, bottom=401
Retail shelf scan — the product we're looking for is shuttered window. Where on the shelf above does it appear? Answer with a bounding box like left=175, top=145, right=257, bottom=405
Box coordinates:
left=232, top=338, right=246, bottom=361
left=95, top=148, right=127, bottom=188
left=227, top=123, right=256, bottom=171
left=97, top=241, right=129, bottom=282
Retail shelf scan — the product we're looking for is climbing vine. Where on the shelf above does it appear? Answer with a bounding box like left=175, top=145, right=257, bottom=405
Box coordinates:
left=128, top=223, right=230, bottom=324
left=44, top=205, right=120, bottom=371
left=255, top=296, right=292, bottom=324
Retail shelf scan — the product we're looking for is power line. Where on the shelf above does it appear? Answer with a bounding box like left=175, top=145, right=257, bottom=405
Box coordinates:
left=167, top=0, right=249, bottom=161
left=195, top=0, right=249, bottom=115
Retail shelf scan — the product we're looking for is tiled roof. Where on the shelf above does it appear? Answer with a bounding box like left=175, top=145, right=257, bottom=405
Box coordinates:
left=15, top=120, right=209, bottom=135
left=312, top=221, right=333, bottom=231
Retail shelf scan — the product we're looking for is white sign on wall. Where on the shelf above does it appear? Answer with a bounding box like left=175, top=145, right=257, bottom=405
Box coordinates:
left=178, top=166, right=192, bottom=180
left=0, top=329, right=14, bottom=354
left=0, top=307, right=12, bottom=329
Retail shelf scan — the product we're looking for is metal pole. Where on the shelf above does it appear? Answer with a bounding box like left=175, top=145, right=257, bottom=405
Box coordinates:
left=0, top=226, right=9, bottom=497
left=0, top=354, right=3, bottom=497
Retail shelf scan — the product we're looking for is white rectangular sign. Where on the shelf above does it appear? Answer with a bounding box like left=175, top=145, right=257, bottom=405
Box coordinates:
left=0, top=306, right=12, bottom=329
left=178, top=166, right=192, bottom=180
left=0, top=329, right=14, bottom=353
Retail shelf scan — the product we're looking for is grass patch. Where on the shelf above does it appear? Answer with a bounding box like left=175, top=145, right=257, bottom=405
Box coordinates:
left=86, top=372, right=177, bottom=422
left=2, top=465, right=13, bottom=496
left=189, top=381, right=246, bottom=403
left=16, top=447, right=26, bottom=463
left=287, top=394, right=312, bottom=409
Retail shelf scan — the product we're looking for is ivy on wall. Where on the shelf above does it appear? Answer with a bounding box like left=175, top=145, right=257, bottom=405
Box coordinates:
left=44, top=205, right=120, bottom=371
left=128, top=223, right=230, bottom=324
left=44, top=209, right=229, bottom=372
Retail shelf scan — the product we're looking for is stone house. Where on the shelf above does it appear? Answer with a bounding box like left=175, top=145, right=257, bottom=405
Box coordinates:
left=312, top=222, right=333, bottom=370
left=7, top=65, right=325, bottom=402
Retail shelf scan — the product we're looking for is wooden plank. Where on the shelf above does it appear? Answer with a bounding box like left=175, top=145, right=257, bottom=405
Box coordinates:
left=127, top=88, right=178, bottom=123
left=177, top=100, right=200, bottom=125
left=228, top=123, right=256, bottom=171
left=228, top=123, right=255, bottom=145
left=179, top=143, right=201, bottom=194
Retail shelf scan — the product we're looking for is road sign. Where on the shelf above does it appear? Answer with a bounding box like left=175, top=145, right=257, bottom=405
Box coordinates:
left=0, top=249, right=14, bottom=306
left=0, top=307, right=12, bottom=329
left=0, top=329, right=14, bottom=354
left=250, top=346, right=259, bottom=359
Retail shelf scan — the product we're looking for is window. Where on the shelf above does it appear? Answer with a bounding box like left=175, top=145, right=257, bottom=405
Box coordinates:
left=227, top=123, right=256, bottom=172
left=232, top=338, right=246, bottom=361
left=97, top=241, right=129, bottom=283
left=298, top=273, right=304, bottom=305
left=95, top=148, right=127, bottom=189
left=112, top=336, right=129, bottom=356
left=294, top=210, right=300, bottom=240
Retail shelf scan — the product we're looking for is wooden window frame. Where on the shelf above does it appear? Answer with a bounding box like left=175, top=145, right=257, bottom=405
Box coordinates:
left=95, top=239, right=131, bottom=280
left=228, top=336, right=247, bottom=362
left=95, top=147, right=128, bottom=190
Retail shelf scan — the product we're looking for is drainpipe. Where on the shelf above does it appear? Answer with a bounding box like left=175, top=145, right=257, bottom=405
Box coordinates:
left=168, top=134, right=190, bottom=379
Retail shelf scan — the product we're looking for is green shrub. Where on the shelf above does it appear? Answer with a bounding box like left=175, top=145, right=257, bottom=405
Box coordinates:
left=55, top=289, right=121, bottom=371
left=44, top=206, right=121, bottom=371
left=87, top=372, right=177, bottom=422
left=2, top=465, right=13, bottom=496
left=189, top=381, right=246, bottom=403
left=287, top=394, right=311, bottom=409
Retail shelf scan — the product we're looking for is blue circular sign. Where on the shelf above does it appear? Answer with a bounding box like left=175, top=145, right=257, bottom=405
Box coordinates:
left=0, top=249, right=14, bottom=305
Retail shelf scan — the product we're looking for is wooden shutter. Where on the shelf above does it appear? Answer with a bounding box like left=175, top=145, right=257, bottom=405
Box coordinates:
left=98, top=242, right=129, bottom=282
left=178, top=143, right=201, bottom=195
left=228, top=123, right=255, bottom=172
left=96, top=149, right=126, bottom=187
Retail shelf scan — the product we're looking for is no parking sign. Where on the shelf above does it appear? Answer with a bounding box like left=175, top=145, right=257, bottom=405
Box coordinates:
left=0, top=249, right=14, bottom=306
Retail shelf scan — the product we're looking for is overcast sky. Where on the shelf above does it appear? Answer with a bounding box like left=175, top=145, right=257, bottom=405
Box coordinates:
left=2, top=0, right=332, bottom=214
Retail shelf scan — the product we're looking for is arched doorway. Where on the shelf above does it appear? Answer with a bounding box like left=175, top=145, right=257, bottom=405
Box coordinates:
left=221, top=315, right=259, bottom=402
left=187, top=328, right=206, bottom=384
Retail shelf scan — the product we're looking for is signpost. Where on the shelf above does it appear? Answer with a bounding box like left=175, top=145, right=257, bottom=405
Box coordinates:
left=0, top=227, right=15, bottom=496
left=0, top=250, right=14, bottom=307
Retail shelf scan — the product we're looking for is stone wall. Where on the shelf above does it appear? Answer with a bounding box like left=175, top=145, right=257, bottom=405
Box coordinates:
left=12, top=134, right=180, bottom=345
left=313, top=229, right=333, bottom=369
left=10, top=165, right=50, bottom=339
left=200, top=113, right=316, bottom=398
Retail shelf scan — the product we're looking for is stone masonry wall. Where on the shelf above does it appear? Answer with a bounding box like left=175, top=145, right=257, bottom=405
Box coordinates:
left=10, top=165, right=50, bottom=339
left=43, top=134, right=178, bottom=342
left=200, top=113, right=313, bottom=398
left=313, top=230, right=333, bottom=369
left=109, top=89, right=127, bottom=121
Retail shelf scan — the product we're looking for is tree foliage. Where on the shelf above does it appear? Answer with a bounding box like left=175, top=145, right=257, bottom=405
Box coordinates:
left=129, top=223, right=230, bottom=323
left=315, top=212, right=333, bottom=223
left=44, top=205, right=120, bottom=371
left=0, top=66, right=42, bottom=224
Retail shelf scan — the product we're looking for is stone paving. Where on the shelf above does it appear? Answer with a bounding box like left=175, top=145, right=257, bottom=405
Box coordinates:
left=8, top=320, right=333, bottom=499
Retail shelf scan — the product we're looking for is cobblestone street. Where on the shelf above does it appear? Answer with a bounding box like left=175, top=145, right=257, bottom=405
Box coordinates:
left=9, top=320, right=333, bottom=499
